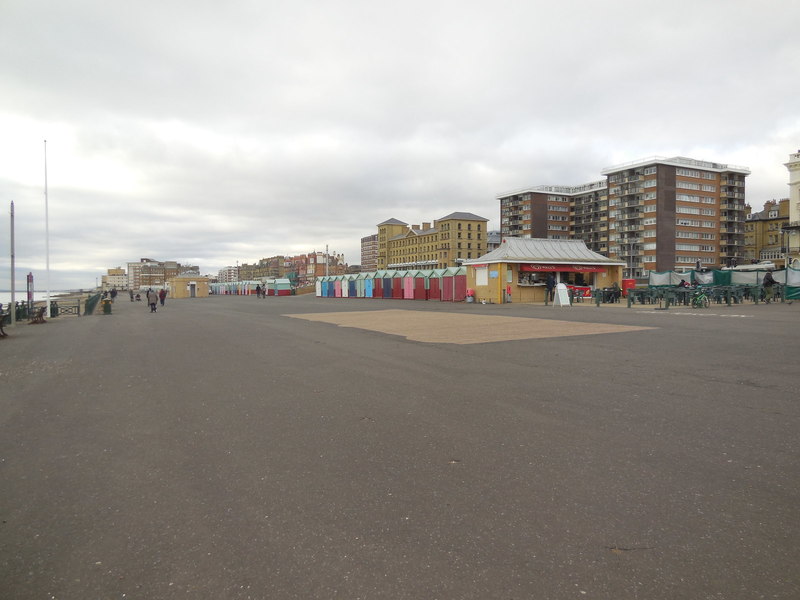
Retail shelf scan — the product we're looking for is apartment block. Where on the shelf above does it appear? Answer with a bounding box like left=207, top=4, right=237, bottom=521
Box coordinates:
left=603, top=157, right=749, bottom=276
left=499, top=156, right=750, bottom=277
left=499, top=181, right=608, bottom=254
left=376, top=212, right=489, bottom=270
left=360, top=234, right=378, bottom=272
left=217, top=265, right=240, bottom=283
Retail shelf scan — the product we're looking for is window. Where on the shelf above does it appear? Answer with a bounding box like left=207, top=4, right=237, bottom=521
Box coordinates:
left=677, top=181, right=701, bottom=190
left=677, top=206, right=701, bottom=215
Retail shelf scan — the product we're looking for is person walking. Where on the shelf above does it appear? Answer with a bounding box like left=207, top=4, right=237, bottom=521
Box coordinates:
left=546, top=273, right=556, bottom=303
left=763, top=270, right=776, bottom=304
left=146, top=288, right=158, bottom=313
left=159, top=289, right=167, bottom=306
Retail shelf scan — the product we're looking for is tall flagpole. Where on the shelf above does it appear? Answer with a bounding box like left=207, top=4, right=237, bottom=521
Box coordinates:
left=10, top=201, right=15, bottom=327
left=44, top=140, right=51, bottom=317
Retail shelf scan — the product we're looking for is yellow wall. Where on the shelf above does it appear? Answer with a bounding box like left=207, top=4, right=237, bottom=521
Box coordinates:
left=168, top=277, right=210, bottom=299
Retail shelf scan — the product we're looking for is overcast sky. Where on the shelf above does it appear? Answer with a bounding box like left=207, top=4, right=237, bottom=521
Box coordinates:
left=2, top=0, right=799, bottom=290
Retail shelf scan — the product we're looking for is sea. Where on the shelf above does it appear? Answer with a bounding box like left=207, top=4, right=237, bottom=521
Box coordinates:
left=0, top=290, right=91, bottom=308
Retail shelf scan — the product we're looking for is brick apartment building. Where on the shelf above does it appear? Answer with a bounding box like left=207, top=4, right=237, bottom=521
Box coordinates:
left=360, top=234, right=378, bottom=272
left=499, top=156, right=750, bottom=277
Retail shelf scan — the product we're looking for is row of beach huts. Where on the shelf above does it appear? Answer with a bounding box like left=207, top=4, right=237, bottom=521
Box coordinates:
left=210, top=279, right=293, bottom=296
left=315, top=267, right=469, bottom=301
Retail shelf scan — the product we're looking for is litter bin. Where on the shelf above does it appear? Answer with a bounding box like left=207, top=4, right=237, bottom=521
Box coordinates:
left=102, top=299, right=112, bottom=315
left=621, top=278, right=636, bottom=297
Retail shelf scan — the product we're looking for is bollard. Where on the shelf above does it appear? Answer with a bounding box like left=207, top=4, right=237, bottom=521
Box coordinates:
left=595, top=290, right=602, bottom=307
left=627, top=293, right=632, bottom=308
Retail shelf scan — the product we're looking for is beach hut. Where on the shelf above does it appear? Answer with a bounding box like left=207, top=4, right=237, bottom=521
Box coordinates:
left=372, top=271, right=384, bottom=299
left=452, top=266, right=467, bottom=301
left=363, top=272, right=374, bottom=298
left=348, top=274, right=358, bottom=298
left=413, top=270, right=430, bottom=300
left=428, top=268, right=445, bottom=300
left=400, top=270, right=415, bottom=299
left=382, top=270, right=394, bottom=299
left=392, top=272, right=404, bottom=299
left=274, top=278, right=292, bottom=296
left=355, top=272, right=368, bottom=298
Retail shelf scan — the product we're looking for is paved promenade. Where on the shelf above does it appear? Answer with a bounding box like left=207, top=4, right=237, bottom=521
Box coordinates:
left=1, top=295, right=798, bottom=599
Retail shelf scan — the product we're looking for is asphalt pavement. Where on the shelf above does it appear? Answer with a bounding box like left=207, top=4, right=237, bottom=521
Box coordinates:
left=1, top=294, right=798, bottom=599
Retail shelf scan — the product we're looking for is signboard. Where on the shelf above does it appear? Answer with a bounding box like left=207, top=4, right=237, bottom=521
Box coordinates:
left=553, top=283, right=571, bottom=307
left=520, top=264, right=608, bottom=273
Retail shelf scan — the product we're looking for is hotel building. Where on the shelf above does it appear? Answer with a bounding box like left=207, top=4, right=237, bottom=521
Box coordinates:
left=377, top=212, right=489, bottom=270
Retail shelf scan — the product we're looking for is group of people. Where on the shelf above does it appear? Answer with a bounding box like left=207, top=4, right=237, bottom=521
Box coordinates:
left=254, top=285, right=269, bottom=298
left=145, top=288, right=167, bottom=312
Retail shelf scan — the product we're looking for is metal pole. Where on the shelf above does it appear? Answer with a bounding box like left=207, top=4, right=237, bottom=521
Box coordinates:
left=9, top=201, right=15, bottom=327
left=44, top=140, right=51, bottom=317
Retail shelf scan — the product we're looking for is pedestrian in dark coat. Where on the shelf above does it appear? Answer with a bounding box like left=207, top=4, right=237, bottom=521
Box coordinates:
left=146, top=289, right=158, bottom=312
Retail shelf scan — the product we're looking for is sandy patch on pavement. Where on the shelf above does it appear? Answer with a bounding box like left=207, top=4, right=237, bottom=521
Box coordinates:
left=285, top=309, right=654, bottom=344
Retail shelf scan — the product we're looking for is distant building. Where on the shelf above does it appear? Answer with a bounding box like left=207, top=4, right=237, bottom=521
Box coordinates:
left=128, top=258, right=198, bottom=290
left=486, top=230, right=502, bottom=252
left=217, top=265, right=240, bottom=283
left=238, top=251, right=348, bottom=285
left=360, top=234, right=378, bottom=272
left=101, top=267, right=127, bottom=291
left=376, top=212, right=490, bottom=270
left=745, top=198, right=789, bottom=265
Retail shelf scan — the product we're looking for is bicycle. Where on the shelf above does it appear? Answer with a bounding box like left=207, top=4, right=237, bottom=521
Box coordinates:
left=691, top=287, right=710, bottom=309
